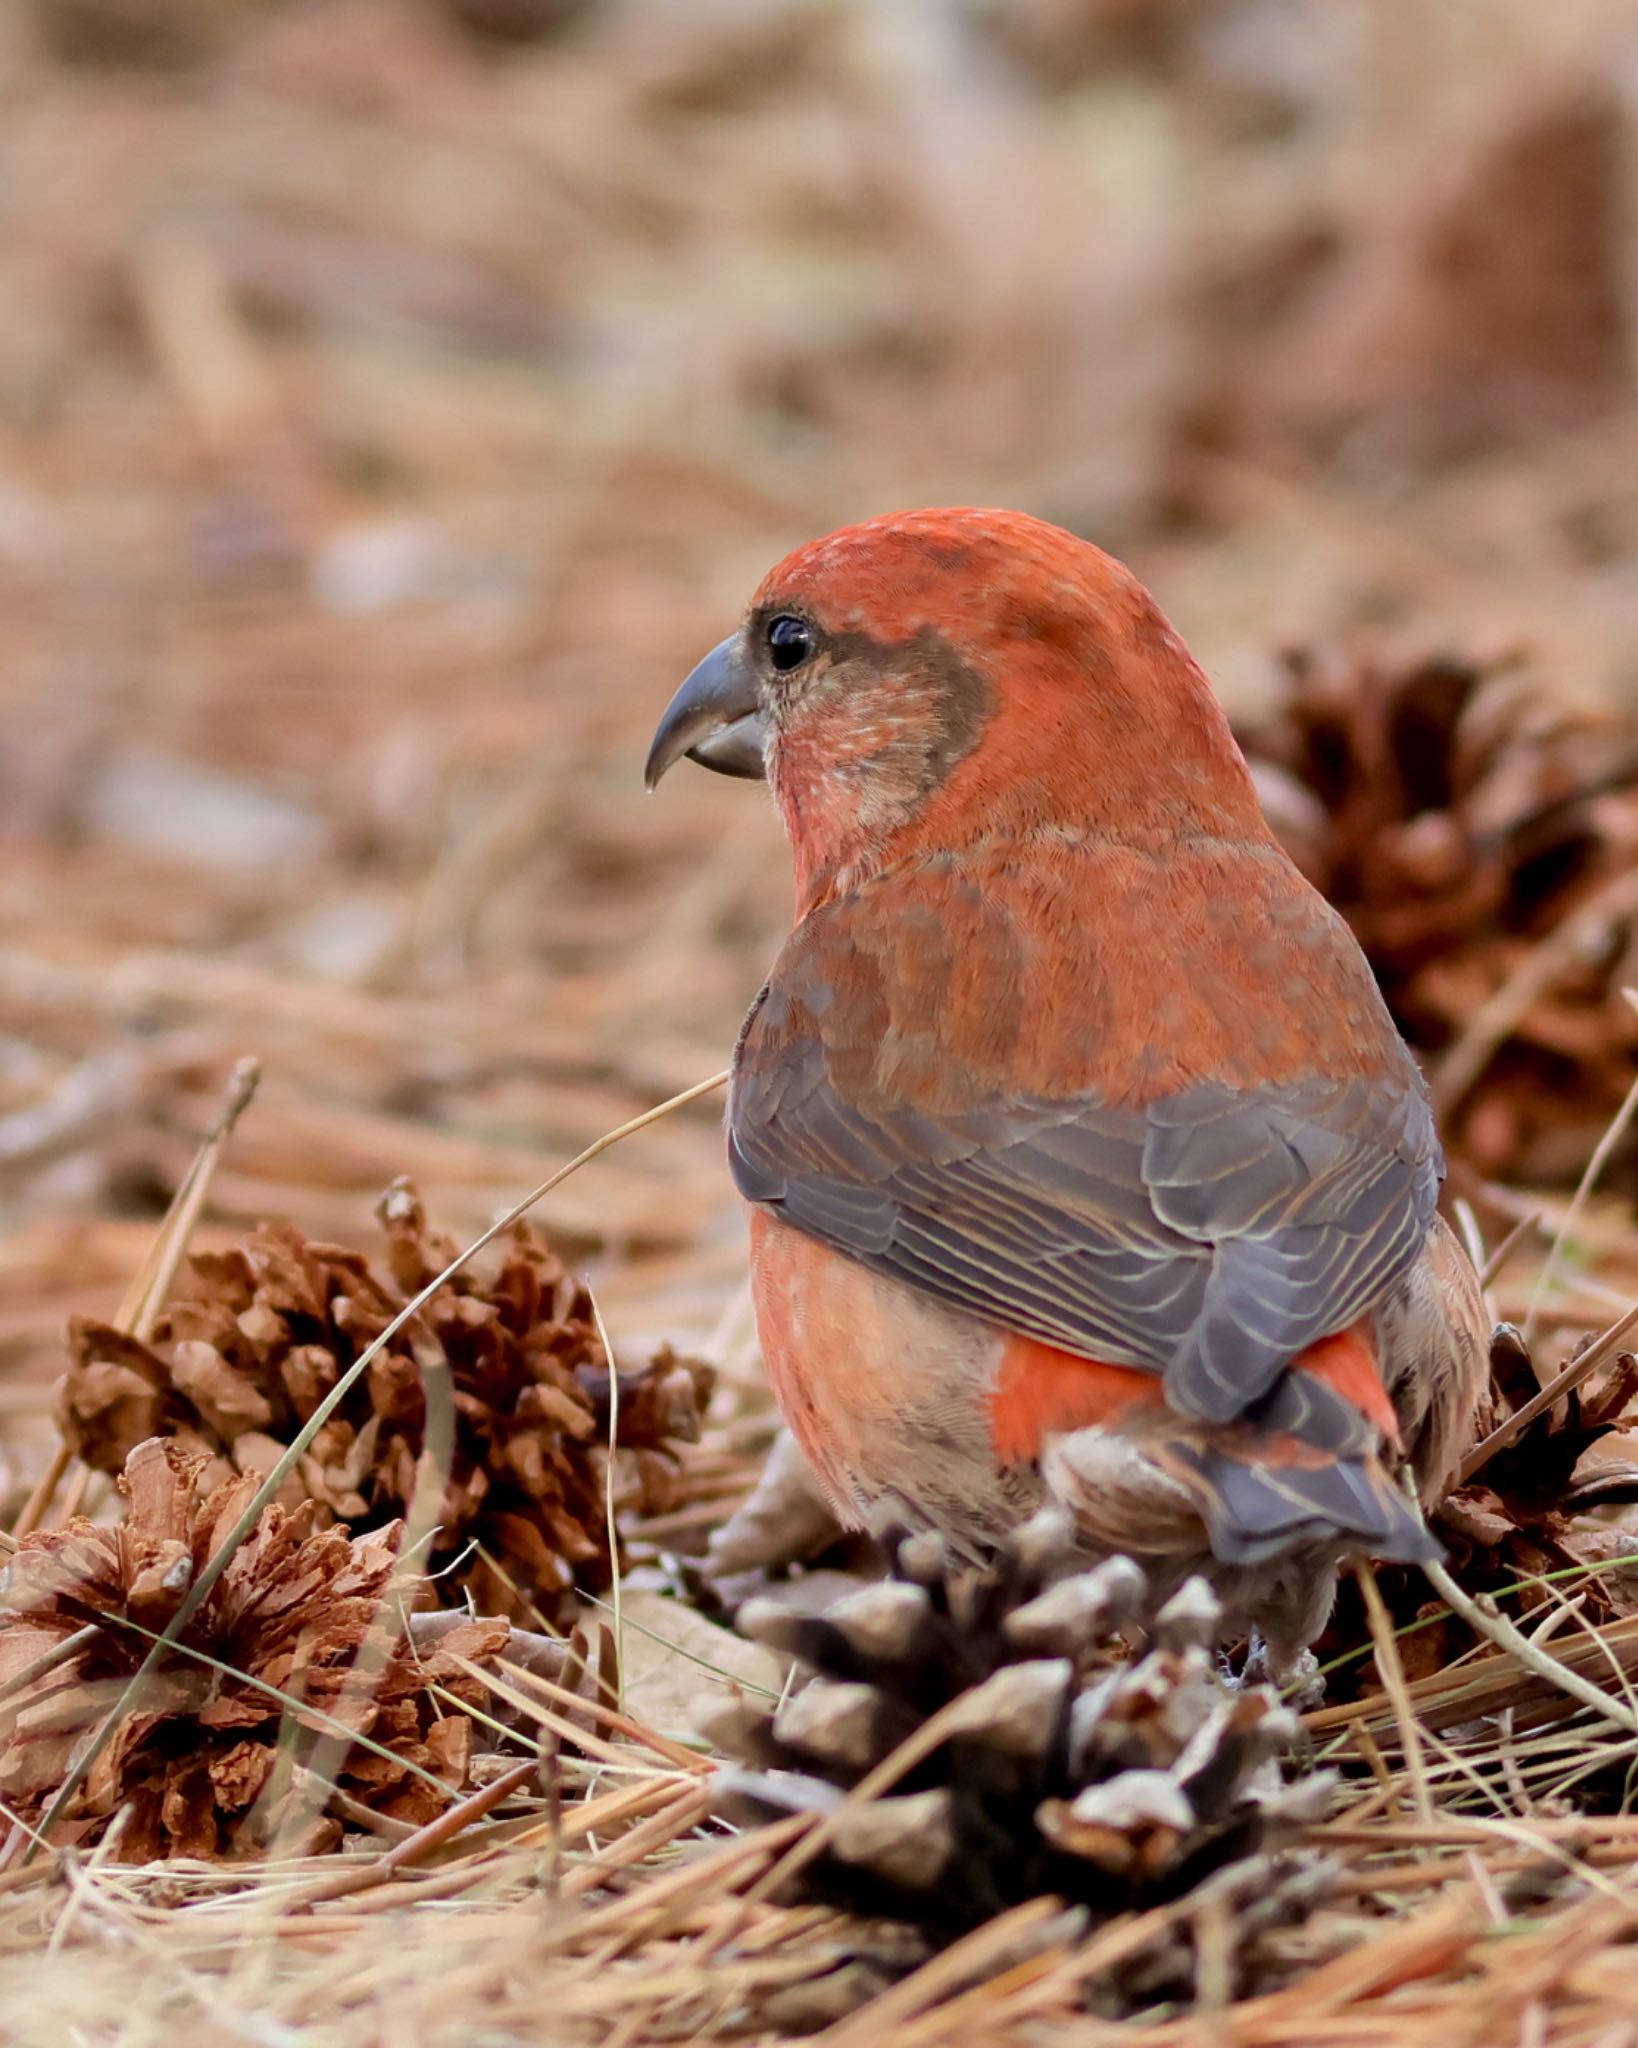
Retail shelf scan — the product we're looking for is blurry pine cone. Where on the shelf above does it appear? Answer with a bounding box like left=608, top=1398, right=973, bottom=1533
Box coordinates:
left=1296, top=1319, right=1638, bottom=1705
left=55, top=1181, right=713, bottom=1622
left=1240, top=641, right=1638, bottom=1186
left=0, top=1438, right=508, bottom=1861
left=700, top=1514, right=1329, bottom=2005
left=1355, top=1324, right=1638, bottom=1692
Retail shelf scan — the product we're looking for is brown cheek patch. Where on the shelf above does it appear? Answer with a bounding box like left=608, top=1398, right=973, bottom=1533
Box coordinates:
left=771, top=619, right=996, bottom=807
left=988, top=1333, right=1166, bottom=1465
left=883, top=624, right=995, bottom=789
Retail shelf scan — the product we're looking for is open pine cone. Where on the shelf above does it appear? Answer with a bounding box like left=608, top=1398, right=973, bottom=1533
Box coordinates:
left=55, top=1181, right=714, bottom=1622
left=1308, top=1323, right=1638, bottom=1700
left=1240, top=641, right=1638, bottom=1185
left=0, top=1438, right=508, bottom=1862
left=700, top=1514, right=1328, bottom=2003
left=1425, top=1324, right=1638, bottom=1656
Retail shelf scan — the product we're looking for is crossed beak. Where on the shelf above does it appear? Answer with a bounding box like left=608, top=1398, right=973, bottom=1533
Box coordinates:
left=644, top=634, right=768, bottom=789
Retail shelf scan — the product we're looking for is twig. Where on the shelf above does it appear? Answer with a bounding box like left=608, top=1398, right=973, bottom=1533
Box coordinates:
left=289, top=1761, right=538, bottom=1907
left=294, top=1770, right=417, bottom=1845
left=1421, top=1555, right=1638, bottom=1736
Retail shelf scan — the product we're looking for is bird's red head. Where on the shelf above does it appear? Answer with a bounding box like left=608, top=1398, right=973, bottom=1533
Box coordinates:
left=646, top=508, right=1268, bottom=909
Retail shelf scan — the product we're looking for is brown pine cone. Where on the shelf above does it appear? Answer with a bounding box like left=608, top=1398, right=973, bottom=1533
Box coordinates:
left=0, top=1438, right=507, bottom=1861
left=698, top=1513, right=1329, bottom=2007
left=54, top=1181, right=714, bottom=1622
left=1240, top=640, right=1638, bottom=1185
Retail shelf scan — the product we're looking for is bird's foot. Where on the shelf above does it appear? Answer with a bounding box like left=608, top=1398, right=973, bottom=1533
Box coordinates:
left=1239, top=1631, right=1326, bottom=1709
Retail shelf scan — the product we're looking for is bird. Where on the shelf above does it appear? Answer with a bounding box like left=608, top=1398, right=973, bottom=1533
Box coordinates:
left=645, top=506, right=1491, bottom=1676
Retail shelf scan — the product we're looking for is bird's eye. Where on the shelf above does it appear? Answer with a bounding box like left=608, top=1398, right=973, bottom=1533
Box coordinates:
left=766, top=615, right=815, bottom=672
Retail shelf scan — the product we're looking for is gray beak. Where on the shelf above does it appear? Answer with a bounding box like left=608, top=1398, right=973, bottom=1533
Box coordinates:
left=644, top=635, right=768, bottom=789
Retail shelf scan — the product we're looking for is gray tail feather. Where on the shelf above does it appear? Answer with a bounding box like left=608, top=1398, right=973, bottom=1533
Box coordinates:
left=1173, top=1445, right=1440, bottom=1568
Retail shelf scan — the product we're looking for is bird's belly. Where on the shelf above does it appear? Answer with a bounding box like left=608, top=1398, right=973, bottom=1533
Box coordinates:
left=746, top=1208, right=1041, bottom=1554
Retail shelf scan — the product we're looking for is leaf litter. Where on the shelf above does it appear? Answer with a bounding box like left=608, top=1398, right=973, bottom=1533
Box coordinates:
left=1, top=0, right=1636, bottom=2042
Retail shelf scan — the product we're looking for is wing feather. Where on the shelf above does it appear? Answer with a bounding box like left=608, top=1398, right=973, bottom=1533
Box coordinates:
left=731, top=854, right=1441, bottom=1429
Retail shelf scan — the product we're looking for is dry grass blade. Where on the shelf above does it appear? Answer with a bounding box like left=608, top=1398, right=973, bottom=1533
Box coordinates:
left=270, top=1319, right=455, bottom=1857
left=478, top=1656, right=709, bottom=1772
left=1356, top=1560, right=1434, bottom=1823
left=10, top=1058, right=261, bottom=1540
left=1307, top=1612, right=1638, bottom=1737
left=588, top=1282, right=624, bottom=1709
left=116, top=1059, right=265, bottom=1344
left=1421, top=1554, right=1638, bottom=1735
left=1479, top=1207, right=1542, bottom=1289
left=1, top=10, right=1634, bottom=2041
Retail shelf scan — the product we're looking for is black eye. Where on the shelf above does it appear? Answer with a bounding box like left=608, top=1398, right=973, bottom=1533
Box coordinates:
left=767, top=615, right=814, bottom=672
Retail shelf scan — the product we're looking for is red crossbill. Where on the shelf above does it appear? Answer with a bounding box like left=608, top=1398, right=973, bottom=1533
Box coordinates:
left=647, top=507, right=1490, bottom=1671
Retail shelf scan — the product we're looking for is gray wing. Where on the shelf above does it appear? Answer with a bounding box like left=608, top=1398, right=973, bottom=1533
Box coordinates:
left=731, top=1022, right=1441, bottom=1430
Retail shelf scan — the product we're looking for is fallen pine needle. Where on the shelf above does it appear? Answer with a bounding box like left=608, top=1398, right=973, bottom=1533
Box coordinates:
left=290, top=1761, right=539, bottom=1906
left=1356, top=1560, right=1435, bottom=1826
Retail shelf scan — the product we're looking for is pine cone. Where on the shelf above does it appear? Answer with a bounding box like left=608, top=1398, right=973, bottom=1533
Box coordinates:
left=1240, top=641, right=1638, bottom=1184
left=1433, top=1323, right=1638, bottom=1627
left=54, top=1181, right=713, bottom=1623
left=1313, top=1324, right=1638, bottom=1696
left=698, top=1513, right=1328, bottom=2002
left=0, top=1438, right=507, bottom=1861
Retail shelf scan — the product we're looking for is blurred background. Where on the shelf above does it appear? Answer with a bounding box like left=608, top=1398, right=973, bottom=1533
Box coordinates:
left=1, top=0, right=1634, bottom=1504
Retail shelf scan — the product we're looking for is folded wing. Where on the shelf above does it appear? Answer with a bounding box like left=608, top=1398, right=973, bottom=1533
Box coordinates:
left=730, top=866, right=1441, bottom=1438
